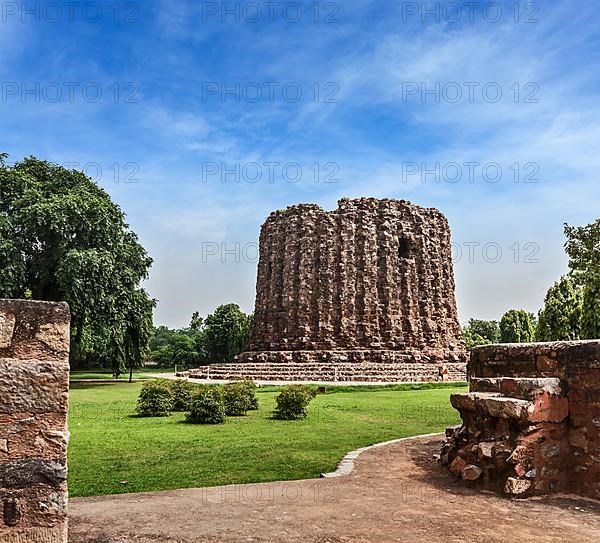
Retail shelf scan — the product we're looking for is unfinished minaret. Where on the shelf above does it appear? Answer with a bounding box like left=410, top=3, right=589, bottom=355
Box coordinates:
left=189, top=198, right=467, bottom=382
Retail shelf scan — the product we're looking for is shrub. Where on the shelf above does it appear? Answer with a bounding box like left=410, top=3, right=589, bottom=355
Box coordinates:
left=136, top=380, right=173, bottom=417
left=223, top=381, right=257, bottom=416
left=185, top=387, right=226, bottom=424
left=169, top=379, right=194, bottom=411
left=273, top=385, right=316, bottom=420
left=240, top=380, right=259, bottom=410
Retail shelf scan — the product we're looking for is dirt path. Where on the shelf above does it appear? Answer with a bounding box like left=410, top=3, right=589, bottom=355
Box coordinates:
left=69, top=435, right=600, bottom=542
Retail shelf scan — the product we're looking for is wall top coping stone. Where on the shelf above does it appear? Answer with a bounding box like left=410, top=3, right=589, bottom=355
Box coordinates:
left=473, top=340, right=600, bottom=353
left=0, top=299, right=70, bottom=318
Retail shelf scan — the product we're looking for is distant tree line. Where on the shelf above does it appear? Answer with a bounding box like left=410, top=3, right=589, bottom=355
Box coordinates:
left=149, top=304, right=253, bottom=369
left=463, top=218, right=600, bottom=349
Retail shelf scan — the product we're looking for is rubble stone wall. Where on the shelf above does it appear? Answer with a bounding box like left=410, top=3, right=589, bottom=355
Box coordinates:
left=0, top=300, right=70, bottom=543
left=442, top=341, right=600, bottom=499
left=188, top=198, right=466, bottom=383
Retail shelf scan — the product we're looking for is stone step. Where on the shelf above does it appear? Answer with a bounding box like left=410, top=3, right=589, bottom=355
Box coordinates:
left=451, top=390, right=569, bottom=423
left=470, top=377, right=563, bottom=399
left=180, top=362, right=466, bottom=383
left=451, top=392, right=531, bottom=420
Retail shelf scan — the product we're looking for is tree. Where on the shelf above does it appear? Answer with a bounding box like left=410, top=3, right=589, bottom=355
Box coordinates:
left=204, top=304, right=252, bottom=363
left=190, top=311, right=203, bottom=331
left=536, top=275, right=582, bottom=341
left=466, top=319, right=500, bottom=343
left=0, top=155, right=155, bottom=374
left=499, top=309, right=535, bottom=343
left=565, top=220, right=600, bottom=339
left=461, top=328, right=492, bottom=351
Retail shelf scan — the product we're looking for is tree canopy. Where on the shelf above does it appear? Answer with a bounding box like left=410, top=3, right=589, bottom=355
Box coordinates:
left=461, top=318, right=500, bottom=350
left=499, top=309, right=535, bottom=343
left=565, top=220, right=600, bottom=339
left=536, top=275, right=582, bottom=341
left=148, top=306, right=252, bottom=368
left=0, top=154, right=154, bottom=374
left=204, top=304, right=253, bottom=363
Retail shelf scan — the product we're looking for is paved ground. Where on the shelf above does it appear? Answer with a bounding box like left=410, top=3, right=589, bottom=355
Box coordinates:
left=68, top=435, right=600, bottom=542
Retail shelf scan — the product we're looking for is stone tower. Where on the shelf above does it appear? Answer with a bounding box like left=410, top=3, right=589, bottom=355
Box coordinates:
left=235, top=198, right=466, bottom=381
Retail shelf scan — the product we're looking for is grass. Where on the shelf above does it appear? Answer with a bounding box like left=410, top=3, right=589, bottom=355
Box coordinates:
left=68, top=382, right=466, bottom=498
left=70, top=368, right=173, bottom=381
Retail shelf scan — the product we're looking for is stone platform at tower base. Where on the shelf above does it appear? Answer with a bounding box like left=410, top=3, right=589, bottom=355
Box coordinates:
left=182, top=350, right=467, bottom=383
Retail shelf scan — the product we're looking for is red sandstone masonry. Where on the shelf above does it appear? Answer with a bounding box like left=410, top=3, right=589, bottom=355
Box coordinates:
left=442, top=341, right=600, bottom=499
left=0, top=300, right=70, bottom=543
left=190, top=198, right=467, bottom=382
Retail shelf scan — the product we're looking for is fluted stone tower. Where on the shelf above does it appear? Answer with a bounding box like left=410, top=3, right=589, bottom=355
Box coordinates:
left=232, top=198, right=467, bottom=382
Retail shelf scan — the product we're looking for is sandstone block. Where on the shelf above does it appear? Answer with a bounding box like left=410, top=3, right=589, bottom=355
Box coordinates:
left=0, top=459, right=67, bottom=488
left=35, top=323, right=69, bottom=354
left=469, top=378, right=499, bottom=393
left=449, top=456, right=467, bottom=476
left=0, top=310, right=16, bottom=349
left=0, top=300, right=69, bottom=543
left=477, top=441, right=494, bottom=459
left=462, top=465, right=483, bottom=480
left=0, top=360, right=68, bottom=414
left=504, top=477, right=532, bottom=496
left=499, top=377, right=562, bottom=400
left=527, top=394, right=569, bottom=423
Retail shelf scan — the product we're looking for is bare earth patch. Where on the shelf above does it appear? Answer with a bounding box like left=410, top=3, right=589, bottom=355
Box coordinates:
left=69, top=435, right=600, bottom=542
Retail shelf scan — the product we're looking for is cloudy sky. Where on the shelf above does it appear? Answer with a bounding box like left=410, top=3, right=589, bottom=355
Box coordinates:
left=2, top=0, right=599, bottom=328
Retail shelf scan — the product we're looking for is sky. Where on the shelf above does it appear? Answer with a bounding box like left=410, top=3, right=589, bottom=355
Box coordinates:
left=1, top=0, right=599, bottom=328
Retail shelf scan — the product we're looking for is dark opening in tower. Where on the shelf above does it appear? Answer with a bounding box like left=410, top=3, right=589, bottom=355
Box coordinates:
left=398, top=238, right=411, bottom=259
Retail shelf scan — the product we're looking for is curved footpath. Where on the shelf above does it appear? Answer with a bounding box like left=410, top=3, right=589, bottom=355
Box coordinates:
left=69, top=435, right=600, bottom=543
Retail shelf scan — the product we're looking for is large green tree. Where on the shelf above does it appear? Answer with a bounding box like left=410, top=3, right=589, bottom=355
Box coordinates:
left=0, top=154, right=154, bottom=375
left=499, top=309, right=535, bottom=343
left=536, top=275, right=582, bottom=341
left=204, top=304, right=252, bottom=363
left=565, top=220, right=600, bottom=339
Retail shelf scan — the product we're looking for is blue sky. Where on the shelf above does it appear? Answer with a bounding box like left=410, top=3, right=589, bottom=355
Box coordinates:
left=2, top=0, right=599, bottom=327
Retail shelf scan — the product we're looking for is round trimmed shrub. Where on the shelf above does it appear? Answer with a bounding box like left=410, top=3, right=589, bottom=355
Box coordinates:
left=240, top=380, right=259, bottom=410
left=273, top=384, right=316, bottom=420
left=136, top=380, right=174, bottom=417
left=223, top=382, right=254, bottom=416
left=185, top=387, right=226, bottom=424
left=169, top=379, right=194, bottom=411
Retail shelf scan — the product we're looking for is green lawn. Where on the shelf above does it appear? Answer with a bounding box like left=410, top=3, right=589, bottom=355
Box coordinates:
left=70, top=368, right=172, bottom=381
left=68, top=382, right=466, bottom=497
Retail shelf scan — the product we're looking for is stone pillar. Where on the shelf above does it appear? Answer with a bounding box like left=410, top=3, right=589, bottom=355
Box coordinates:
left=0, top=300, right=70, bottom=543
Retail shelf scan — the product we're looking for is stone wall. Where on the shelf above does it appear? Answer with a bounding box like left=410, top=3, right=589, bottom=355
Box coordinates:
left=441, top=341, right=600, bottom=499
left=189, top=198, right=466, bottom=382
left=0, top=300, right=70, bottom=543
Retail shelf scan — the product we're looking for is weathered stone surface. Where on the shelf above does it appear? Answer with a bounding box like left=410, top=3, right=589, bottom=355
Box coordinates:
left=0, top=300, right=70, bottom=362
left=0, top=526, right=67, bottom=543
left=443, top=340, right=600, bottom=500
left=0, top=459, right=67, bottom=488
left=527, top=393, right=569, bottom=423
left=449, top=455, right=466, bottom=476
left=35, top=323, right=69, bottom=354
left=190, top=198, right=467, bottom=382
left=499, top=377, right=562, bottom=400
left=0, top=360, right=69, bottom=414
left=477, top=441, right=494, bottom=459
left=469, top=378, right=499, bottom=393
left=451, top=392, right=531, bottom=420
left=504, top=477, right=532, bottom=496
left=0, top=300, right=69, bottom=543
left=462, top=465, right=483, bottom=480
left=0, top=310, right=16, bottom=349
